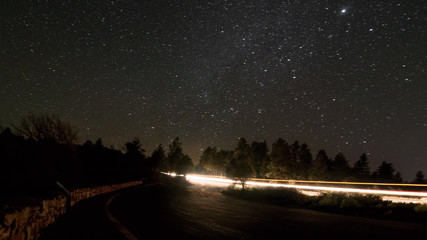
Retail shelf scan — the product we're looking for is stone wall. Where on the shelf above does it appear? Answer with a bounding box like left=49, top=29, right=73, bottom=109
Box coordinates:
left=0, top=181, right=142, bottom=240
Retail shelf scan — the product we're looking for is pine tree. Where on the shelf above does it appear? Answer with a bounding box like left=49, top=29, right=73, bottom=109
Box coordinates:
left=373, top=161, right=396, bottom=182
left=413, top=171, right=426, bottom=184
left=310, top=150, right=331, bottom=180
left=199, top=146, right=217, bottom=174
left=352, top=153, right=371, bottom=181
left=298, top=143, right=313, bottom=180
left=268, top=138, right=291, bottom=178
left=226, top=138, right=253, bottom=189
left=289, top=141, right=300, bottom=179
left=249, top=141, right=268, bottom=178
left=176, top=154, right=194, bottom=175
left=124, top=138, right=146, bottom=179
left=394, top=171, right=403, bottom=183
left=331, top=152, right=351, bottom=181
left=151, top=144, right=166, bottom=173
left=164, top=138, right=194, bottom=175
left=167, top=137, right=184, bottom=172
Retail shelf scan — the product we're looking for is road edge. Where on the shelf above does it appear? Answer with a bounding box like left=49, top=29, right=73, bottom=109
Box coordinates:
left=104, top=192, right=139, bottom=240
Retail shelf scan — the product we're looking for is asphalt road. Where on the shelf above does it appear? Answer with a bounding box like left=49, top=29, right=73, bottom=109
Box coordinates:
left=41, top=180, right=426, bottom=240
left=39, top=191, right=127, bottom=240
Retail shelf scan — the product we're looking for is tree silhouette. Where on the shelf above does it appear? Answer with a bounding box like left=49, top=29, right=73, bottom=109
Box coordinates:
left=268, top=138, right=291, bottom=179
left=372, top=161, right=400, bottom=182
left=124, top=138, right=147, bottom=180
left=330, top=152, right=351, bottom=181
left=199, top=146, right=217, bottom=174
left=167, top=137, right=184, bottom=171
left=176, top=154, right=194, bottom=175
left=249, top=141, right=269, bottom=178
left=166, top=137, right=194, bottom=175
left=226, top=138, right=253, bottom=190
left=214, top=149, right=233, bottom=176
left=352, top=153, right=371, bottom=181
left=151, top=144, right=167, bottom=173
left=310, top=150, right=331, bottom=180
left=288, top=141, right=300, bottom=179
left=394, top=171, right=403, bottom=183
left=77, top=138, right=125, bottom=185
left=13, top=113, right=78, bottom=145
left=125, top=138, right=146, bottom=158
left=2, top=115, right=177, bottom=200
left=199, top=147, right=231, bottom=176
left=0, top=127, right=28, bottom=193
left=298, top=143, right=313, bottom=179
left=194, top=139, right=416, bottom=184
left=412, top=171, right=426, bottom=184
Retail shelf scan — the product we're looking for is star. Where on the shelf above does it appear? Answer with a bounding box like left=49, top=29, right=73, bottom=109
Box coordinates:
left=0, top=1, right=425, bottom=180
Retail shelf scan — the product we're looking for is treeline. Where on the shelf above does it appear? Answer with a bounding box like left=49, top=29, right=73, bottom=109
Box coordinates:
left=197, top=137, right=426, bottom=184
left=0, top=113, right=193, bottom=199
left=2, top=113, right=426, bottom=199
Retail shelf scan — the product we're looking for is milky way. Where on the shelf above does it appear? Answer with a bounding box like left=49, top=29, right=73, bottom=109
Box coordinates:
left=0, top=1, right=426, bottom=179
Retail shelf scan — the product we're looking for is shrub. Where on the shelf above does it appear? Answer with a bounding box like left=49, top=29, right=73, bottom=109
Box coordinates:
left=315, top=193, right=384, bottom=209
left=221, top=187, right=309, bottom=206
left=353, top=194, right=383, bottom=207
left=414, top=204, right=427, bottom=213
left=317, top=193, right=342, bottom=207
left=340, top=197, right=361, bottom=208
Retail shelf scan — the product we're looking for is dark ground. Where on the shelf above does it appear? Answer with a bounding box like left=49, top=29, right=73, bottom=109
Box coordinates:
left=40, top=178, right=426, bottom=240
left=38, top=191, right=127, bottom=240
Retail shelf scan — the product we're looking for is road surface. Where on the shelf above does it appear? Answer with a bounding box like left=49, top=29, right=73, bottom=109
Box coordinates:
left=39, top=191, right=127, bottom=240
left=41, top=180, right=426, bottom=239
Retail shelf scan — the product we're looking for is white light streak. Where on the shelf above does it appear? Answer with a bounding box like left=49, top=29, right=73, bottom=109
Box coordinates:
left=178, top=174, right=427, bottom=203
left=244, top=180, right=427, bottom=197
left=186, top=174, right=235, bottom=187
left=162, top=172, right=184, bottom=177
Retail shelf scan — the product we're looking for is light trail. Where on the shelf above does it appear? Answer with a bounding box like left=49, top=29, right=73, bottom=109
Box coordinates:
left=181, top=174, right=427, bottom=203
left=249, top=178, right=427, bottom=187
left=244, top=180, right=427, bottom=197
left=185, top=174, right=235, bottom=187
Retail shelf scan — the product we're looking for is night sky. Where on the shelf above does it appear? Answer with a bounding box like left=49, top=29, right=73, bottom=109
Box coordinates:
left=1, top=1, right=426, bottom=180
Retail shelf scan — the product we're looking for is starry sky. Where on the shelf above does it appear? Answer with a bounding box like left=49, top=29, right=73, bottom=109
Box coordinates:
left=1, top=1, right=426, bottom=180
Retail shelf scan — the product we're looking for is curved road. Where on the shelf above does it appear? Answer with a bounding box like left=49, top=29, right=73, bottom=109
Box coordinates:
left=110, top=183, right=426, bottom=240
left=41, top=181, right=426, bottom=240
